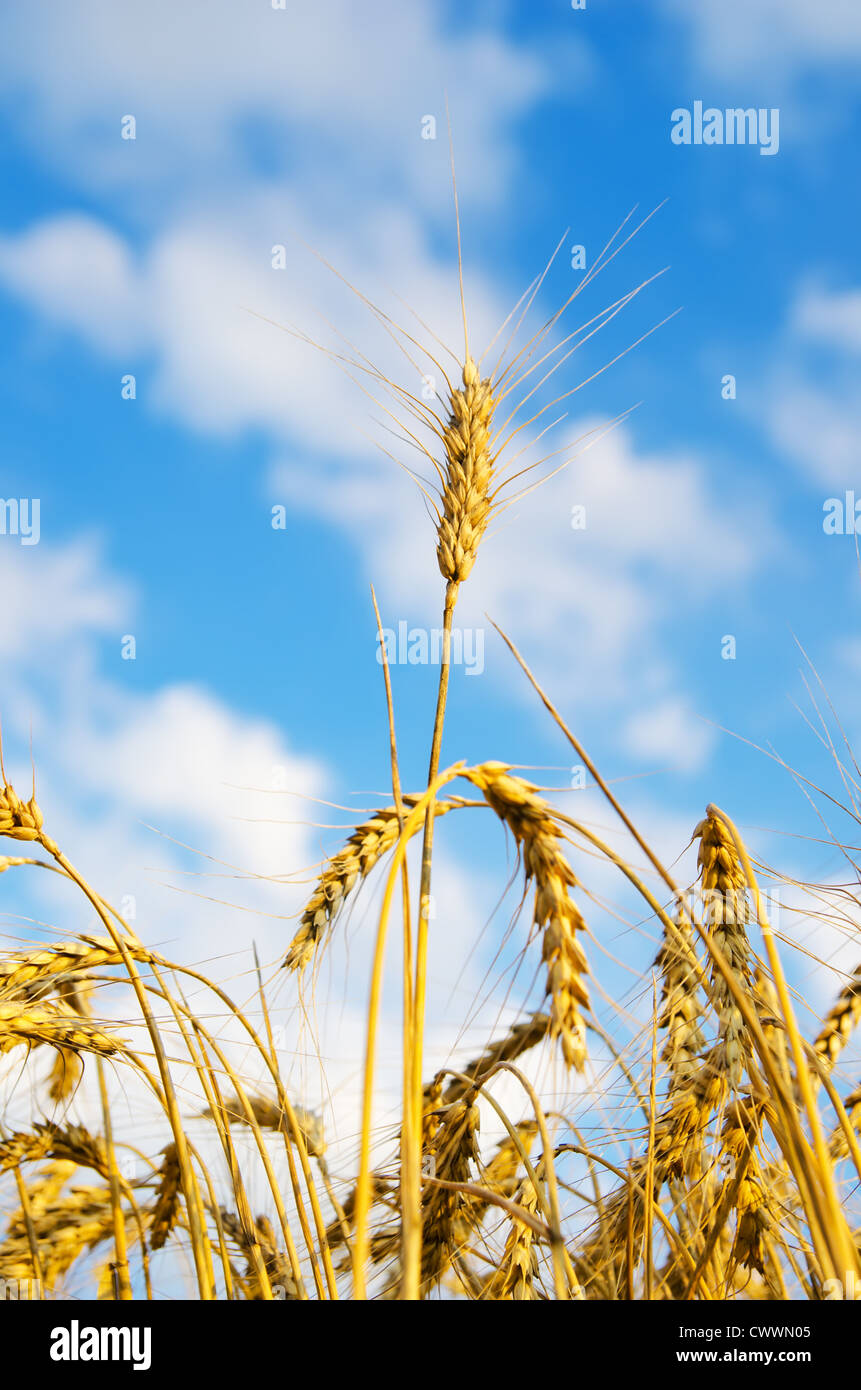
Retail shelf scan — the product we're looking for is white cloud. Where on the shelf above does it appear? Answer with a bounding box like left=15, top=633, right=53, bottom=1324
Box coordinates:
left=0, top=206, right=508, bottom=452
left=0, top=0, right=559, bottom=210
left=0, top=216, right=142, bottom=354
left=792, top=283, right=861, bottom=354
left=0, top=539, right=130, bottom=660
left=662, top=0, right=861, bottom=80
left=760, top=374, right=861, bottom=488
left=756, top=279, right=861, bottom=488
left=622, top=697, right=716, bottom=774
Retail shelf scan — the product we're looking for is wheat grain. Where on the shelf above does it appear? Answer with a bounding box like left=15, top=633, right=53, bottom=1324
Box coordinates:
left=0, top=1180, right=116, bottom=1287
left=815, top=965, right=861, bottom=1070
left=0, top=782, right=44, bottom=843
left=0, top=1128, right=56, bottom=1173
left=418, top=1094, right=481, bottom=1297
left=719, top=1097, right=774, bottom=1277
left=463, top=764, right=590, bottom=1070
left=481, top=1173, right=541, bottom=1300
left=149, top=1143, right=181, bottom=1252
left=656, top=912, right=705, bottom=1084
left=0, top=1122, right=110, bottom=1179
left=695, top=807, right=754, bottom=1086
left=221, top=1209, right=299, bottom=1300
left=0, top=1000, right=123, bottom=1058
left=205, top=1093, right=326, bottom=1159
left=436, top=357, right=497, bottom=586
left=0, top=935, right=150, bottom=1002
left=442, top=1014, right=551, bottom=1104
left=284, top=799, right=453, bottom=971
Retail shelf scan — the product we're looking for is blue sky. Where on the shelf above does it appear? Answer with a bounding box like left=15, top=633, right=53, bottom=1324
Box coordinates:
left=0, top=0, right=860, bottom=1137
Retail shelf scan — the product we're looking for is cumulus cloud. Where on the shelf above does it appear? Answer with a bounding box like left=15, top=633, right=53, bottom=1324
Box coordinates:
left=0, top=204, right=508, bottom=451
left=0, top=216, right=142, bottom=354
left=662, top=0, right=861, bottom=80
left=791, top=282, right=861, bottom=355
left=760, top=375, right=861, bottom=488
left=0, top=0, right=562, bottom=210
left=756, top=278, right=861, bottom=488
left=0, top=538, right=130, bottom=660
left=622, top=696, right=716, bottom=774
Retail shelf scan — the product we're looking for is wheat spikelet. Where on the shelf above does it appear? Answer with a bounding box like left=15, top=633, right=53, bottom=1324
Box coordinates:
left=418, top=1094, right=480, bottom=1297
left=324, top=1174, right=394, bottom=1252
left=582, top=826, right=752, bottom=1287
left=0, top=1179, right=115, bottom=1287
left=0, top=935, right=150, bottom=1002
left=149, top=1143, right=181, bottom=1252
left=575, top=1059, right=728, bottom=1295
left=655, top=912, right=705, bottom=1084
left=421, top=1072, right=445, bottom=1151
left=283, top=798, right=453, bottom=971
left=442, top=1013, right=551, bottom=1105
left=45, top=980, right=92, bottom=1101
left=436, top=357, right=497, bottom=585
left=368, top=1087, right=527, bottom=1294
left=655, top=1067, right=728, bottom=1179
left=467, top=1122, right=538, bottom=1215
left=829, top=1084, right=861, bottom=1159
left=0, top=1000, right=123, bottom=1058
left=481, top=1173, right=541, bottom=1300
left=451, top=1122, right=539, bottom=1276
left=21, top=1158, right=77, bottom=1214
left=371, top=1076, right=473, bottom=1290
left=252, top=1215, right=300, bottom=1300
left=205, top=1093, right=326, bottom=1159
left=815, top=965, right=861, bottom=1071
left=694, top=806, right=754, bottom=1086
left=221, top=1210, right=299, bottom=1300
left=47, top=1046, right=84, bottom=1101
left=463, top=764, right=590, bottom=1069
left=47, top=1125, right=108, bottom=1177
left=719, top=1096, right=774, bottom=1277
left=0, top=782, right=44, bottom=843
left=0, top=1127, right=56, bottom=1173
left=2, top=1122, right=110, bottom=1179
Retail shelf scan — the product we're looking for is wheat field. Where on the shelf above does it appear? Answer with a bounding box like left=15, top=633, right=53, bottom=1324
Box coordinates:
left=1, top=220, right=859, bottom=1305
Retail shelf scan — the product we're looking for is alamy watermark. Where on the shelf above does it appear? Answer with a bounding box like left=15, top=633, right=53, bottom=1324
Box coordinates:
left=0, top=498, right=40, bottom=545
left=823, top=492, right=861, bottom=534
left=823, top=1271, right=861, bottom=1299
left=671, top=102, right=779, bottom=156
left=0, top=1276, right=42, bottom=1300
left=376, top=621, right=485, bottom=676
left=50, top=1320, right=151, bottom=1371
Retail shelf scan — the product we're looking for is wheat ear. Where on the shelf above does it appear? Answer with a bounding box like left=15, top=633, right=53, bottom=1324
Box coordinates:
left=814, top=965, right=861, bottom=1071
left=0, top=936, right=150, bottom=1001
left=284, top=798, right=453, bottom=972
left=462, top=764, right=590, bottom=1070
left=436, top=357, right=497, bottom=584
left=442, top=1013, right=550, bottom=1105
left=655, top=911, right=705, bottom=1085
left=482, top=1172, right=541, bottom=1300
left=694, top=807, right=754, bottom=1086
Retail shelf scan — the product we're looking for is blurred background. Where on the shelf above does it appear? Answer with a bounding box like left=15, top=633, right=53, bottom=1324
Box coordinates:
left=0, top=0, right=859, bottom=1178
